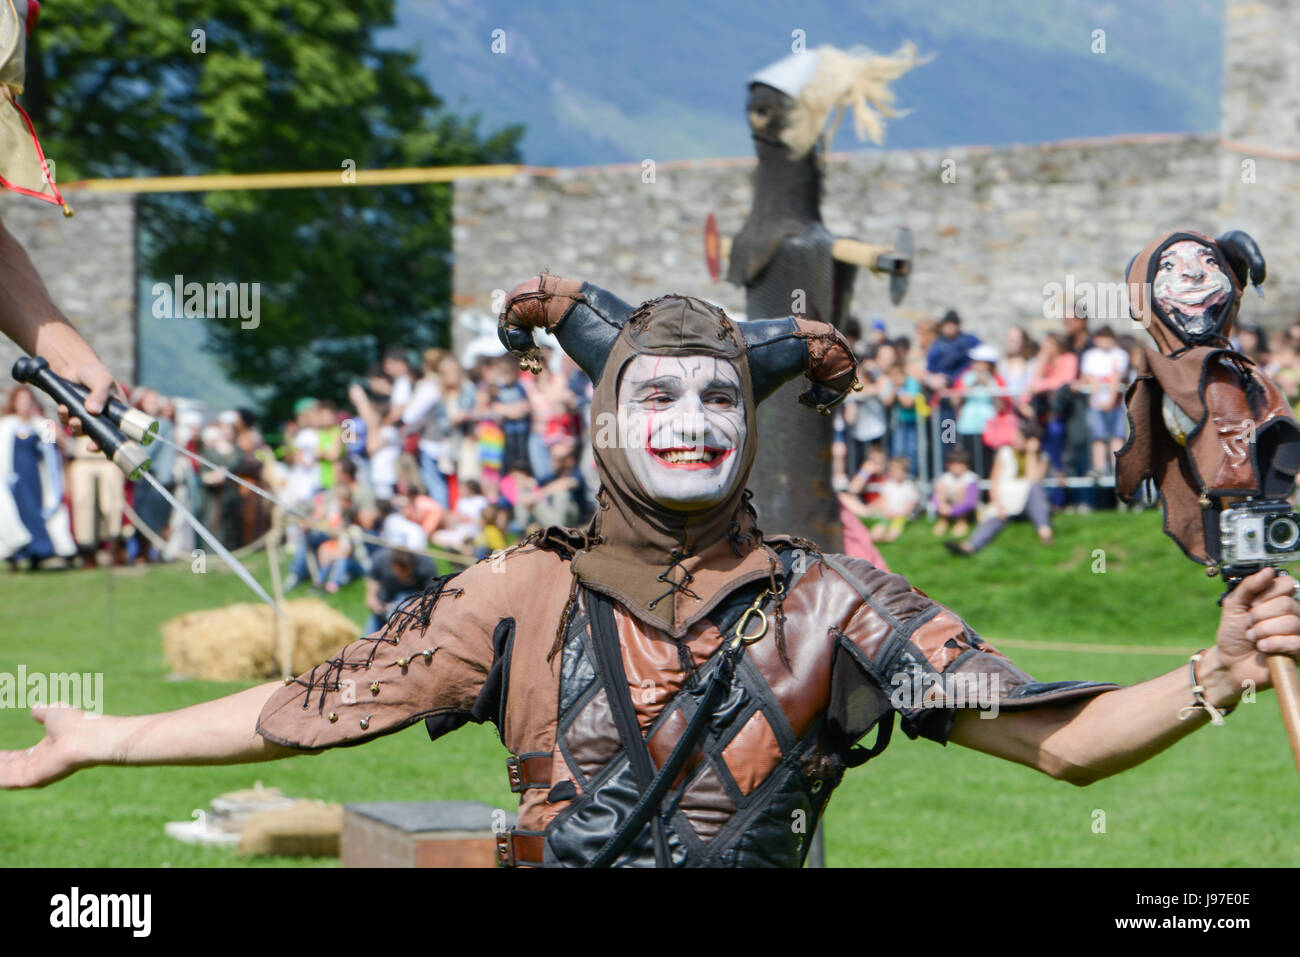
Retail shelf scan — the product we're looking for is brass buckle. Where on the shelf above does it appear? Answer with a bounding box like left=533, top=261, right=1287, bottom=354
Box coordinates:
left=735, top=605, right=768, bottom=644
left=495, top=830, right=515, bottom=867
left=506, top=756, right=523, bottom=793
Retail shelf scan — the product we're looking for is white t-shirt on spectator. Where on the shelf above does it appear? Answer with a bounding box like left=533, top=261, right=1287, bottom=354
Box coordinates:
left=369, top=424, right=401, bottom=499
left=287, top=428, right=319, bottom=506
left=1080, top=346, right=1129, bottom=410
left=402, top=378, right=442, bottom=426
left=457, top=493, right=489, bottom=524
left=403, top=378, right=445, bottom=462
left=878, top=478, right=919, bottom=517
left=389, top=375, right=413, bottom=412
left=381, top=512, right=428, bottom=551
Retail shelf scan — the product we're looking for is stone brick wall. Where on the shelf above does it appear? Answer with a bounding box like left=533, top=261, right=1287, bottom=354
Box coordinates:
left=0, top=191, right=137, bottom=393
left=453, top=0, right=1300, bottom=351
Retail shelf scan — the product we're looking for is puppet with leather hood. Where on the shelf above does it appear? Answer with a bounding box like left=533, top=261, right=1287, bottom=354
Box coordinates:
left=1116, top=229, right=1300, bottom=565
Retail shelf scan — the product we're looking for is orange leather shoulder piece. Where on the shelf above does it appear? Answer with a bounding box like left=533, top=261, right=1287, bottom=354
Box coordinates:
left=256, top=545, right=568, bottom=752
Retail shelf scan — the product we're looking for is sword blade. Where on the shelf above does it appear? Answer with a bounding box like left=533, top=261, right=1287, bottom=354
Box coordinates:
left=137, top=471, right=277, bottom=608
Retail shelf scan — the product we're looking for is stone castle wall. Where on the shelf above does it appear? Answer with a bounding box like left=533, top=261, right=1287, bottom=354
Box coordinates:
left=453, top=0, right=1300, bottom=352
left=453, top=135, right=1253, bottom=348
left=0, top=191, right=137, bottom=394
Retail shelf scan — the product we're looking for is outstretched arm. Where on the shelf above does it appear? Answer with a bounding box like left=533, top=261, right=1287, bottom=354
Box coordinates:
left=0, top=682, right=300, bottom=790
left=950, top=567, right=1300, bottom=784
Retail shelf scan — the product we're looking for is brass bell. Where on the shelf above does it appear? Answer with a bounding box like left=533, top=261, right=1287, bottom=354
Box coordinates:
left=396, top=658, right=409, bottom=669
left=327, top=712, right=338, bottom=723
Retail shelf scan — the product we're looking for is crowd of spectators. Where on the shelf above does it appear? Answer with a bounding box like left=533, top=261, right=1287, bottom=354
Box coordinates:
left=835, top=306, right=1300, bottom=550
left=7, top=305, right=1300, bottom=581
left=0, top=344, right=596, bottom=592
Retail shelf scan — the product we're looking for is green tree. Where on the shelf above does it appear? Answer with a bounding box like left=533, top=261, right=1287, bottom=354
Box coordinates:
left=27, top=0, right=522, bottom=423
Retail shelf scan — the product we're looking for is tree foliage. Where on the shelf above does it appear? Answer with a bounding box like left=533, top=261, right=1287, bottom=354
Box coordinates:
left=27, top=0, right=522, bottom=421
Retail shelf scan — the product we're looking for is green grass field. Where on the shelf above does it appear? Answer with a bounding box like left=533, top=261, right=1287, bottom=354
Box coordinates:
left=2, top=510, right=1298, bottom=867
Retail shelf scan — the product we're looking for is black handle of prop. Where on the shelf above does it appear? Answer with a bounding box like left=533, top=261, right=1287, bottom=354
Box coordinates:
left=11, top=356, right=151, bottom=479
left=12, top=355, right=157, bottom=444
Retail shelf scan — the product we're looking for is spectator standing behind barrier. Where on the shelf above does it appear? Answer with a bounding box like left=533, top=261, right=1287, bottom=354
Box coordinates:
left=883, top=352, right=922, bottom=474
left=436, top=355, right=480, bottom=507
left=1079, top=326, right=1130, bottom=476
left=488, top=355, right=532, bottom=476
left=947, top=422, right=1053, bottom=556
left=129, top=389, right=175, bottom=562
left=525, top=349, right=580, bottom=483
left=952, top=344, right=1004, bottom=477
left=403, top=348, right=448, bottom=506
left=1059, top=305, right=1095, bottom=510
left=67, top=431, right=125, bottom=566
left=1027, top=333, right=1078, bottom=509
left=198, top=419, right=244, bottom=548
left=998, top=326, right=1038, bottom=420
left=925, top=309, right=980, bottom=385
left=0, top=385, right=74, bottom=568
left=841, top=348, right=888, bottom=469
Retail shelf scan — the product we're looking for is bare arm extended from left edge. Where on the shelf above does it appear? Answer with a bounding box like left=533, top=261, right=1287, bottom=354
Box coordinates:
left=949, top=567, right=1300, bottom=784
left=0, top=682, right=302, bottom=790
left=0, top=218, right=116, bottom=421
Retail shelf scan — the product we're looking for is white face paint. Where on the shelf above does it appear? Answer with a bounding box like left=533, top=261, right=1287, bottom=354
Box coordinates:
left=617, top=354, right=747, bottom=511
left=1153, top=240, right=1232, bottom=337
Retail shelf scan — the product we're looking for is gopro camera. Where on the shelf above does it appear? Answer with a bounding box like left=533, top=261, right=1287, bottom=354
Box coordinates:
left=1219, top=499, right=1300, bottom=568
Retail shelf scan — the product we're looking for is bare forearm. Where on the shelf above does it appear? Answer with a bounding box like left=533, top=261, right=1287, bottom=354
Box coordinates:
left=0, top=221, right=67, bottom=355
left=87, top=682, right=301, bottom=768
left=1038, top=664, right=1217, bottom=784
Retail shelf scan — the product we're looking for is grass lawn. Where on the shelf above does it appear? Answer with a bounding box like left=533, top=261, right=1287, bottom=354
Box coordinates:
left=1, top=509, right=1297, bottom=867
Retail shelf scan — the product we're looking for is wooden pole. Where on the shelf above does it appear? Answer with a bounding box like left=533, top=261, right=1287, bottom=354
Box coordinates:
left=266, top=506, right=291, bottom=680
left=1268, top=655, right=1300, bottom=780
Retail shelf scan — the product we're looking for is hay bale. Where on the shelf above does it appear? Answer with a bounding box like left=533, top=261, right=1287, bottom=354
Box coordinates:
left=162, top=598, right=360, bottom=681
left=238, top=801, right=342, bottom=858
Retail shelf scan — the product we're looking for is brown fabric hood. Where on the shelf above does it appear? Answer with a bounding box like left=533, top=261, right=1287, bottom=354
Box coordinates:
left=572, top=295, right=776, bottom=637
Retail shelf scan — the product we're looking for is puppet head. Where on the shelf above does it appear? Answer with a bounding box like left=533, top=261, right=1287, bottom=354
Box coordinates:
left=1126, top=229, right=1265, bottom=353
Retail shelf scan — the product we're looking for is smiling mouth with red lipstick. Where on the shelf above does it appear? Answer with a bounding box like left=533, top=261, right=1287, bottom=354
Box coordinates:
left=649, top=446, right=735, bottom=469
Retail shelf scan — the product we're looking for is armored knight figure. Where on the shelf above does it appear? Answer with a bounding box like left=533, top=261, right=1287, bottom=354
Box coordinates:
left=1115, top=229, right=1300, bottom=571
left=5, top=274, right=1300, bottom=869
left=723, top=43, right=923, bottom=549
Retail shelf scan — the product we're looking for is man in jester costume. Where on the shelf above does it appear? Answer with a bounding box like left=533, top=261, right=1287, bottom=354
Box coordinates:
left=4, top=274, right=1299, bottom=868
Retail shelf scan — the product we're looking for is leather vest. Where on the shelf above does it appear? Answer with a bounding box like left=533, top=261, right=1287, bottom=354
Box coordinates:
left=493, top=544, right=1117, bottom=868
left=254, top=536, right=1118, bottom=868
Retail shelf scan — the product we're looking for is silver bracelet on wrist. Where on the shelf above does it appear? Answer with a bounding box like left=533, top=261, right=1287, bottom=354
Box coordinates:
left=1176, top=649, right=1234, bottom=726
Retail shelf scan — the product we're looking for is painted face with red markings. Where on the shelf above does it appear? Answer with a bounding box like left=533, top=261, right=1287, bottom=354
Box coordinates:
left=1153, top=240, right=1232, bottom=338
left=617, top=353, right=747, bottom=511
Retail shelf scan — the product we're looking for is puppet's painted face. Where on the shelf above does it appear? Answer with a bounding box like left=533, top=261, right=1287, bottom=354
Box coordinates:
left=618, top=354, right=747, bottom=511
left=1153, top=240, right=1232, bottom=338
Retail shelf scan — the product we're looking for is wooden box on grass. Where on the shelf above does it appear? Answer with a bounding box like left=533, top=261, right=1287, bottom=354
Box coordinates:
left=341, top=801, right=514, bottom=868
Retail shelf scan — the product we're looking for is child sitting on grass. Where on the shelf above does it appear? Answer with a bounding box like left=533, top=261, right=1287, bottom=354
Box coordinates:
left=871, top=456, right=920, bottom=542
left=932, top=446, right=979, bottom=537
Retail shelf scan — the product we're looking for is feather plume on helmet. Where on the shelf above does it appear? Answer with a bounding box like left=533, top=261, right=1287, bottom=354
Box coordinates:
left=751, top=43, right=930, bottom=159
